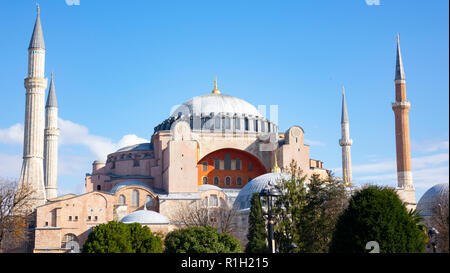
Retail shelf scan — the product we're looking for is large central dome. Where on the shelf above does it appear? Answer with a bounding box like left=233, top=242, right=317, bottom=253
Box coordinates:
left=173, top=93, right=263, bottom=117
left=153, top=79, right=278, bottom=134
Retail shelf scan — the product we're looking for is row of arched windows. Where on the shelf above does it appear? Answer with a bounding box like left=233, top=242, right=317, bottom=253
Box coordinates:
left=202, top=176, right=251, bottom=186
left=204, top=156, right=247, bottom=171
left=117, top=190, right=153, bottom=209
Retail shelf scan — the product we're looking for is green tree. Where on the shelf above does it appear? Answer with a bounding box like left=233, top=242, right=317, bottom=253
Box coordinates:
left=329, top=186, right=427, bottom=253
left=297, top=172, right=349, bottom=253
left=245, top=192, right=268, bottom=253
left=272, top=161, right=349, bottom=253
left=128, top=223, right=164, bottom=253
left=82, top=221, right=163, bottom=253
left=273, top=160, right=308, bottom=253
left=164, top=226, right=242, bottom=253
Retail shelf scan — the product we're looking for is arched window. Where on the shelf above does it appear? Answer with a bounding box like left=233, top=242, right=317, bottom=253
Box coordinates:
left=214, top=176, right=219, bottom=185
left=237, top=177, right=242, bottom=185
left=224, top=154, right=231, bottom=170
left=215, top=116, right=221, bottom=129
left=202, top=176, right=208, bottom=185
left=118, top=194, right=126, bottom=205
left=131, top=190, right=139, bottom=207
left=244, top=118, right=249, bottom=131
left=96, top=185, right=101, bottom=191
left=225, top=117, right=231, bottom=130
left=214, top=158, right=220, bottom=170
left=234, top=117, right=240, bottom=130
left=209, top=195, right=218, bottom=207
left=61, top=233, right=78, bottom=249
left=225, top=177, right=231, bottom=186
left=248, top=162, right=253, bottom=171
left=254, top=120, right=259, bottom=132
left=202, top=161, right=208, bottom=171
left=236, top=158, right=241, bottom=170
left=145, top=195, right=153, bottom=210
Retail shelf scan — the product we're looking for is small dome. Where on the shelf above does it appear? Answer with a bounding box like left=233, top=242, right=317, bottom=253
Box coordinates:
left=233, top=172, right=291, bottom=211
left=120, top=210, right=169, bottom=225
left=198, top=184, right=223, bottom=192
left=173, top=94, right=263, bottom=118
left=110, top=181, right=154, bottom=194
left=417, top=183, right=449, bottom=217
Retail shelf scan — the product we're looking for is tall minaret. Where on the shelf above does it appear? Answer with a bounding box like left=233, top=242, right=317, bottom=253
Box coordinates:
left=339, top=87, right=353, bottom=186
left=44, top=72, right=59, bottom=200
left=19, top=6, right=47, bottom=208
left=392, top=34, right=415, bottom=209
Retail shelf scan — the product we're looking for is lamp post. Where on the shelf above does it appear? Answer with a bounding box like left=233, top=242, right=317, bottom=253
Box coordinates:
left=427, top=227, right=439, bottom=253
left=259, top=181, right=281, bottom=253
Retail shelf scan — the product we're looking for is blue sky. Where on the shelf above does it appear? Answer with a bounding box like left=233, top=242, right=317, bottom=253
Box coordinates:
left=0, top=0, right=448, bottom=201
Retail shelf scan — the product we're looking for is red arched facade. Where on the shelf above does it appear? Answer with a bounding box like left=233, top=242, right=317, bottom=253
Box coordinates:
left=197, top=148, right=267, bottom=188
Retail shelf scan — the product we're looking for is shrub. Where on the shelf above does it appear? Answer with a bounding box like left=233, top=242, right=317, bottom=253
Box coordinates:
left=329, top=186, right=427, bottom=253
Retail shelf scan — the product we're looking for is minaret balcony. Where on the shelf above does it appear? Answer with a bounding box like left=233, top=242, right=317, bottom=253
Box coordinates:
left=339, top=139, right=353, bottom=146
left=391, top=101, right=411, bottom=109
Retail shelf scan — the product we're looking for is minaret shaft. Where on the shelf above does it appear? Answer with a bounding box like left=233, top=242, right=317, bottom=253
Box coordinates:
left=44, top=74, right=59, bottom=200
left=392, top=35, right=415, bottom=210
left=339, top=87, right=352, bottom=186
left=19, top=10, right=47, bottom=208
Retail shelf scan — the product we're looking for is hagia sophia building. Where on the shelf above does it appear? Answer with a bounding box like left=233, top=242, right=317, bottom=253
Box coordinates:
left=15, top=8, right=419, bottom=253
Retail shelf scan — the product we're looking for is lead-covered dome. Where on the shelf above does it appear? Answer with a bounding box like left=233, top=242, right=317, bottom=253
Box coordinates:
left=417, top=183, right=449, bottom=217
left=233, top=172, right=291, bottom=211
left=120, top=210, right=169, bottom=225
left=173, top=94, right=263, bottom=117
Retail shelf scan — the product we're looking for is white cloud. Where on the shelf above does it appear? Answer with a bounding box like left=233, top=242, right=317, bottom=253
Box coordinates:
left=58, top=118, right=148, bottom=160
left=412, top=140, right=449, bottom=153
left=0, top=119, right=148, bottom=185
left=305, top=139, right=325, bottom=147
left=0, top=123, right=23, bottom=145
left=0, top=152, right=22, bottom=179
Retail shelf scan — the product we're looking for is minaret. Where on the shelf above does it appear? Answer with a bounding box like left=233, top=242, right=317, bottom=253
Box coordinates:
left=339, top=87, right=352, bottom=186
left=44, top=72, right=59, bottom=200
left=19, top=6, right=47, bottom=208
left=392, top=34, right=415, bottom=208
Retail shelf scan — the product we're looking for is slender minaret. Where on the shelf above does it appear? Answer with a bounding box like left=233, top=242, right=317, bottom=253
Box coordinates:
left=392, top=34, right=415, bottom=208
left=44, top=72, right=59, bottom=200
left=339, top=87, right=352, bottom=186
left=19, top=6, right=47, bottom=208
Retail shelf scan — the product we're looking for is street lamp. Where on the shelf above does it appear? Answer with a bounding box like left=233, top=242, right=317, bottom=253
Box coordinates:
left=427, top=227, right=439, bottom=253
left=259, top=181, right=281, bottom=253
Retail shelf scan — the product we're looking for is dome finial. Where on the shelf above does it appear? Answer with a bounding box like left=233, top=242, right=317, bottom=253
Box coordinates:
left=212, top=75, right=221, bottom=94
left=272, top=151, right=281, bottom=173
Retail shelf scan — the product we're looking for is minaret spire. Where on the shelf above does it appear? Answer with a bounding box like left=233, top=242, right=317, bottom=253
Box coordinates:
left=395, top=34, right=405, bottom=81
left=29, top=4, right=45, bottom=50
left=44, top=72, right=59, bottom=200
left=339, top=86, right=352, bottom=186
left=392, top=35, right=415, bottom=210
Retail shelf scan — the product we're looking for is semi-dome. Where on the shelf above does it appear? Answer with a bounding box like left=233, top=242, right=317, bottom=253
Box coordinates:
left=116, top=143, right=152, bottom=153
left=417, top=183, right=449, bottom=217
left=120, top=210, right=169, bottom=225
left=233, top=172, right=291, bottom=211
left=110, top=181, right=155, bottom=194
left=173, top=93, right=263, bottom=117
